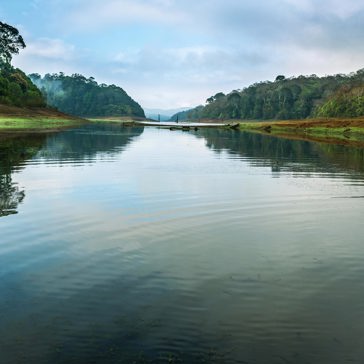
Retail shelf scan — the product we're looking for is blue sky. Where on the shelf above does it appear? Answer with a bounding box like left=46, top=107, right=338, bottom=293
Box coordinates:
left=2, top=0, right=364, bottom=109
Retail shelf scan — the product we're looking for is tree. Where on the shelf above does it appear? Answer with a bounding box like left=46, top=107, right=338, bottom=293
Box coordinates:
left=214, top=92, right=225, bottom=100
left=0, top=22, right=26, bottom=64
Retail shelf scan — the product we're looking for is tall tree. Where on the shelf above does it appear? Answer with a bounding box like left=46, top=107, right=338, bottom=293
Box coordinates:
left=0, top=21, right=26, bottom=64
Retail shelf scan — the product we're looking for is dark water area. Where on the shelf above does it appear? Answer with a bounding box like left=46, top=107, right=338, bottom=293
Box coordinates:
left=1, top=124, right=364, bottom=364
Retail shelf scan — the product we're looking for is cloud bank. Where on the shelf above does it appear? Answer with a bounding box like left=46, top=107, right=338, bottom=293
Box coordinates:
left=8, top=0, right=364, bottom=108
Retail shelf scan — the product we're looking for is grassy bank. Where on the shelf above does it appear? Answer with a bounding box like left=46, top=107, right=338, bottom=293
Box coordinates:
left=87, top=116, right=149, bottom=123
left=0, top=104, right=85, bottom=133
left=89, top=116, right=364, bottom=146
left=0, top=117, right=83, bottom=131
left=235, top=117, right=364, bottom=145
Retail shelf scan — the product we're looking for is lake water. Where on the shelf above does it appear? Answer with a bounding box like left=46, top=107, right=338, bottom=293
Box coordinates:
left=1, top=123, right=364, bottom=364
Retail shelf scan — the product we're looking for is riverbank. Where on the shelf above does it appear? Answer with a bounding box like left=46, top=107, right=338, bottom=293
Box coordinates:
left=89, top=116, right=364, bottom=146
left=87, top=116, right=150, bottom=123
left=237, top=117, right=364, bottom=146
left=0, top=104, right=85, bottom=133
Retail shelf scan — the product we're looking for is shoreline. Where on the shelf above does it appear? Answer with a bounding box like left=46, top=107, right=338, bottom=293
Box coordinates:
left=2, top=111, right=364, bottom=147
left=0, top=117, right=85, bottom=133
left=0, top=105, right=86, bottom=134
left=236, top=117, right=364, bottom=146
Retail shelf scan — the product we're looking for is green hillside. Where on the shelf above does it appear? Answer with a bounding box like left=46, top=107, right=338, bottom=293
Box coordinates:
left=172, top=69, right=364, bottom=121
left=0, top=63, right=46, bottom=108
left=316, top=83, right=364, bottom=118
left=29, top=73, right=145, bottom=118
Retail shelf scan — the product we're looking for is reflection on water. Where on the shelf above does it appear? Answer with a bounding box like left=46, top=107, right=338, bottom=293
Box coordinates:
left=37, top=123, right=144, bottom=161
left=196, top=128, right=364, bottom=177
left=1, top=124, right=364, bottom=364
left=0, top=175, right=25, bottom=216
left=0, top=125, right=144, bottom=217
left=0, top=135, right=46, bottom=216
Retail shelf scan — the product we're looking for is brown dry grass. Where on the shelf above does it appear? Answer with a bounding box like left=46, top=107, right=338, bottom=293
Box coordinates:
left=265, top=117, right=364, bottom=128
left=0, top=104, right=82, bottom=120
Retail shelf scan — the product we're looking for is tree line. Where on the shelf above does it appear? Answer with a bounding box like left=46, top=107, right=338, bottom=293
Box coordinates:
left=171, top=70, right=364, bottom=121
left=0, top=64, right=46, bottom=107
left=0, top=21, right=144, bottom=117
left=29, top=73, right=145, bottom=118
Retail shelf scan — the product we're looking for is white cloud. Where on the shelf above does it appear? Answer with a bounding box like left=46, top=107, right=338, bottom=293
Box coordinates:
left=286, top=0, right=364, bottom=19
left=106, top=45, right=271, bottom=108
left=21, top=38, right=75, bottom=60
left=12, top=38, right=82, bottom=76
left=7, top=0, right=364, bottom=108
left=67, top=0, right=185, bottom=29
left=277, top=44, right=364, bottom=78
left=113, top=46, right=266, bottom=78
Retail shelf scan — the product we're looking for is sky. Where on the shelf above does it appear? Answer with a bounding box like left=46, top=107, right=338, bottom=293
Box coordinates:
left=2, top=0, right=364, bottom=109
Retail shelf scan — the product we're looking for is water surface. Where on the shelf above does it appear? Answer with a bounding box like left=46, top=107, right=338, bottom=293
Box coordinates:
left=1, top=124, right=364, bottom=364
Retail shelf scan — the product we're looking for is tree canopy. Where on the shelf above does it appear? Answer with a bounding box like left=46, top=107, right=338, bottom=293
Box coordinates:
left=171, top=69, right=364, bottom=121
left=29, top=73, right=145, bottom=118
left=0, top=22, right=45, bottom=108
left=0, top=22, right=26, bottom=64
left=0, top=64, right=45, bottom=107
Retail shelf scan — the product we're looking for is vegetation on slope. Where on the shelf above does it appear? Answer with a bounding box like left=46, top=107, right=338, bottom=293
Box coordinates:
left=29, top=73, right=145, bottom=118
left=316, top=83, right=364, bottom=118
left=172, top=69, right=364, bottom=121
left=0, top=63, right=46, bottom=108
left=0, top=21, right=82, bottom=132
left=0, top=21, right=45, bottom=108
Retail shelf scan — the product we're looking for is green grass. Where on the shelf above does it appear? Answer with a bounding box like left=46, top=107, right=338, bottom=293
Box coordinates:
left=87, top=118, right=136, bottom=123
left=237, top=120, right=364, bottom=144
left=296, top=126, right=364, bottom=143
left=0, top=117, right=83, bottom=131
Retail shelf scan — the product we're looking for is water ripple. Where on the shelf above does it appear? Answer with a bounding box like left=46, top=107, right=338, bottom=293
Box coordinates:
left=1, top=125, right=364, bottom=363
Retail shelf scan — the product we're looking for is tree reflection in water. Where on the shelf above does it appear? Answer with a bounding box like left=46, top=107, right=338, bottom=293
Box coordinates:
left=0, top=174, right=25, bottom=217
left=195, top=128, right=364, bottom=177
left=0, top=134, right=47, bottom=218
left=0, top=124, right=144, bottom=218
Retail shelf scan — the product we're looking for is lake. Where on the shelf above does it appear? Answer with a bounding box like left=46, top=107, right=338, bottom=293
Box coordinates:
left=1, top=123, right=364, bottom=364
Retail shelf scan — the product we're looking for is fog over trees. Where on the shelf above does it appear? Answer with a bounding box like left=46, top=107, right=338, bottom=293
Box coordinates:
left=29, top=73, right=145, bottom=118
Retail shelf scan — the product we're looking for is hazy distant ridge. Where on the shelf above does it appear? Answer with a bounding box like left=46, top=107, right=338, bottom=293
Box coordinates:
left=29, top=73, right=145, bottom=118
left=145, top=107, right=190, bottom=121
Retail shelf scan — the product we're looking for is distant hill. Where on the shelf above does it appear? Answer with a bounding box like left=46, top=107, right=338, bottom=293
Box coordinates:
left=0, top=63, right=45, bottom=108
left=170, top=107, right=204, bottom=122
left=172, top=69, right=364, bottom=121
left=144, top=107, right=190, bottom=121
left=145, top=113, right=170, bottom=122
left=29, top=73, right=145, bottom=118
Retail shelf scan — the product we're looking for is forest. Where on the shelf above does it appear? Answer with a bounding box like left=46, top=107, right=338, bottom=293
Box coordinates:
left=171, top=69, right=364, bottom=121
left=29, top=73, right=145, bottom=118
left=0, top=21, right=144, bottom=118
left=0, top=63, right=46, bottom=108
